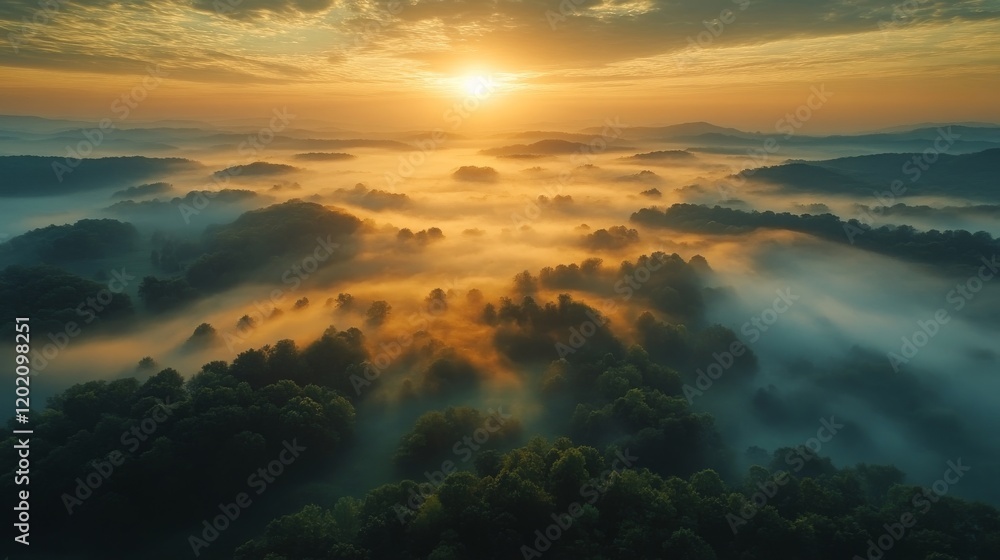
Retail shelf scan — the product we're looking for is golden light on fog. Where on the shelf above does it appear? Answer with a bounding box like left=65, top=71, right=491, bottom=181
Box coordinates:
left=4, top=0, right=1000, bottom=557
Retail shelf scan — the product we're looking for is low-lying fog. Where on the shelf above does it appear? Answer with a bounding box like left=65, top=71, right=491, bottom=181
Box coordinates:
left=2, top=119, right=998, bottom=506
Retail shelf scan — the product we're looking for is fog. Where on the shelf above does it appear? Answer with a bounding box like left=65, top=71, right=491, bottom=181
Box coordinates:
left=2, top=118, right=999, bottom=549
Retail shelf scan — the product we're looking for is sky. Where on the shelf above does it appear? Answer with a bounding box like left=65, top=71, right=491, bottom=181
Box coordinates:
left=1, top=0, right=1000, bottom=132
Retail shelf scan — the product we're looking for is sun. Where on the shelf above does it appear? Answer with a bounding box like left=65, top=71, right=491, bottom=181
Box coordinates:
left=461, top=74, right=494, bottom=97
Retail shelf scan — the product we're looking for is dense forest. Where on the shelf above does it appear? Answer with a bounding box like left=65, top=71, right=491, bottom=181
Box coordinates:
left=4, top=285, right=998, bottom=559
left=632, top=204, right=998, bottom=272
left=4, top=0, right=1000, bottom=554
left=2, top=130, right=997, bottom=560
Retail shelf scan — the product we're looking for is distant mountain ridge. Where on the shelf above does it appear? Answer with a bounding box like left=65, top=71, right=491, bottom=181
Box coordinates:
left=0, top=155, right=200, bottom=196
left=738, top=148, right=1000, bottom=202
left=481, top=139, right=633, bottom=156
left=580, top=121, right=752, bottom=140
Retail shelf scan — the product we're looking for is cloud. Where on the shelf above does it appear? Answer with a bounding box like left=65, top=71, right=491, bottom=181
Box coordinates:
left=377, top=0, right=1000, bottom=72
left=0, top=0, right=996, bottom=101
left=190, top=0, right=335, bottom=19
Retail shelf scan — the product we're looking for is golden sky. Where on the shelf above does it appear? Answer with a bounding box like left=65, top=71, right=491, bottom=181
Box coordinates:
left=1, top=0, right=999, bottom=131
